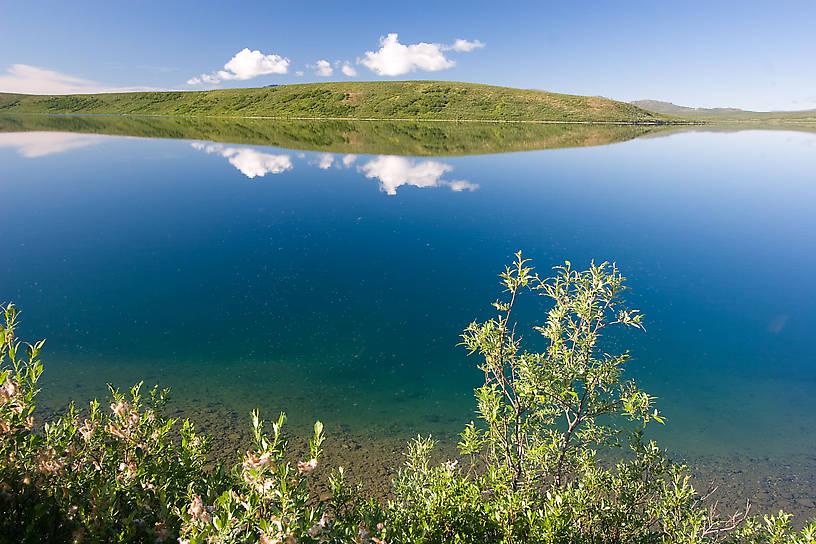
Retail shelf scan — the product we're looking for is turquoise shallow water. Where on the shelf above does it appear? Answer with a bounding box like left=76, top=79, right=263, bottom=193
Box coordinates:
left=1, top=125, right=815, bottom=463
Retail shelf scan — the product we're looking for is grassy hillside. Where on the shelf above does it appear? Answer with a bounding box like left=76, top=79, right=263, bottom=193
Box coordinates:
left=632, top=99, right=816, bottom=123
left=0, top=81, right=669, bottom=122
left=0, top=114, right=670, bottom=156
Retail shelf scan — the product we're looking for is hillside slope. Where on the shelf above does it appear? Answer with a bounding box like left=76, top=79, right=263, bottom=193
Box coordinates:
left=0, top=81, right=668, bottom=122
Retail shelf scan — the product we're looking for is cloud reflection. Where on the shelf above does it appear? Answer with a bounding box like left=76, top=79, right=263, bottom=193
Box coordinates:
left=191, top=142, right=292, bottom=178
left=358, top=155, right=478, bottom=195
left=190, top=143, right=477, bottom=194
left=315, top=153, right=334, bottom=169
left=0, top=131, right=106, bottom=158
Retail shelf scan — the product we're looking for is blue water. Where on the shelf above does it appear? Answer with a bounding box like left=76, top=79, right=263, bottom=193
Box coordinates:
left=1, top=126, right=815, bottom=460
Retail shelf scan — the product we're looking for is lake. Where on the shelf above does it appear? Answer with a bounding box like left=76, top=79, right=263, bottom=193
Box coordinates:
left=1, top=116, right=815, bottom=514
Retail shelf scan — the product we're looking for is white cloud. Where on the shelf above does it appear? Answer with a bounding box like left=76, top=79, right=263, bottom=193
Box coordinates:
left=188, top=48, right=290, bottom=86
left=446, top=179, right=480, bottom=192
left=359, top=33, right=483, bottom=76
left=445, top=39, right=485, bottom=52
left=224, top=149, right=291, bottom=178
left=190, top=144, right=478, bottom=192
left=312, top=60, right=333, bottom=77
left=295, top=71, right=304, bottom=77
left=358, top=155, right=476, bottom=195
left=360, top=33, right=455, bottom=76
left=0, top=131, right=107, bottom=157
left=192, top=142, right=292, bottom=178
left=0, top=64, right=157, bottom=95
left=187, top=73, right=220, bottom=85
left=341, top=62, right=357, bottom=77
left=315, top=153, right=334, bottom=169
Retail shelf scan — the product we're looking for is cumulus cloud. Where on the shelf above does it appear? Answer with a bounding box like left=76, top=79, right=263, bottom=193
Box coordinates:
left=446, top=179, right=480, bottom=192
left=0, top=64, right=158, bottom=95
left=192, top=142, right=292, bottom=178
left=188, top=145, right=478, bottom=193
left=188, top=48, right=290, bottom=86
left=295, top=71, right=304, bottom=77
left=360, top=33, right=454, bottom=76
left=358, top=155, right=477, bottom=195
left=359, top=34, right=484, bottom=76
left=341, top=62, right=357, bottom=77
left=315, top=153, right=334, bottom=169
left=224, top=149, right=292, bottom=178
left=311, top=60, right=333, bottom=77
left=447, top=39, right=485, bottom=52
left=0, top=131, right=107, bottom=157
left=187, top=73, right=221, bottom=85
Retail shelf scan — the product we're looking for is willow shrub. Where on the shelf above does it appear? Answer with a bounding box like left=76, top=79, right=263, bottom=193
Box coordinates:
left=0, top=303, right=361, bottom=544
left=377, top=254, right=816, bottom=544
left=2, top=256, right=816, bottom=543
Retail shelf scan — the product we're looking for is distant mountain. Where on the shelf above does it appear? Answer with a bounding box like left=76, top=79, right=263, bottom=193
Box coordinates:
left=631, top=99, right=816, bottom=122
left=631, top=100, right=746, bottom=115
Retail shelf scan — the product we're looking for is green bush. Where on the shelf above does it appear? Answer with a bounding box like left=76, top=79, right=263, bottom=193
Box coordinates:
left=369, top=255, right=816, bottom=543
left=2, top=256, right=816, bottom=543
left=0, top=303, right=356, bottom=543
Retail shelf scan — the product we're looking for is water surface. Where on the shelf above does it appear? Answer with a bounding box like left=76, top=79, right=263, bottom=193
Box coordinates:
left=1, top=120, right=815, bottom=469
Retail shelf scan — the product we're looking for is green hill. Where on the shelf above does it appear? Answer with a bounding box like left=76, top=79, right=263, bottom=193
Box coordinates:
left=0, top=81, right=669, bottom=122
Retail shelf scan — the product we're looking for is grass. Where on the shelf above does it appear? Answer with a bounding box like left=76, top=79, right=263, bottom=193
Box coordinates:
left=0, top=113, right=672, bottom=156
left=0, top=81, right=671, bottom=123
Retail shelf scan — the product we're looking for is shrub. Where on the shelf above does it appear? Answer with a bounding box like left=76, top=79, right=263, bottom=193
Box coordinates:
left=2, top=255, right=816, bottom=543
left=376, top=254, right=816, bottom=543
left=0, top=303, right=352, bottom=543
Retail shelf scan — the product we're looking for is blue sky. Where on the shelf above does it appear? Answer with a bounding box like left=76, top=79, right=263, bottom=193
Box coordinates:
left=1, top=1, right=815, bottom=110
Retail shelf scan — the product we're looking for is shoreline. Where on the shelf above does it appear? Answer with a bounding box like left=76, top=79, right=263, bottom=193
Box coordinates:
left=195, top=410, right=816, bottom=529
left=5, top=111, right=814, bottom=130
left=36, top=398, right=816, bottom=527
left=2, top=111, right=699, bottom=125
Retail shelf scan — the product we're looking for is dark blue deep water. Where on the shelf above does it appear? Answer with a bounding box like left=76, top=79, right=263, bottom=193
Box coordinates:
left=2, top=124, right=815, bottom=464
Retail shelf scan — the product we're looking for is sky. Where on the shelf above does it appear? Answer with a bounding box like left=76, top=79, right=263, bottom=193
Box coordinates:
left=1, top=0, right=815, bottom=111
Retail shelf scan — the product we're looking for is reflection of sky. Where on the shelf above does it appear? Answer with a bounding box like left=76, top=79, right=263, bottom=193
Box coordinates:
left=0, top=131, right=107, bottom=157
left=359, top=155, right=478, bottom=195
left=2, top=128, right=816, bottom=459
left=190, top=140, right=478, bottom=195
left=0, top=132, right=478, bottom=195
left=190, top=142, right=292, bottom=178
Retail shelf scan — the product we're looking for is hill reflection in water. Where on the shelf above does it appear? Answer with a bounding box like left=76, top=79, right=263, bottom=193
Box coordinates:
left=0, top=113, right=667, bottom=156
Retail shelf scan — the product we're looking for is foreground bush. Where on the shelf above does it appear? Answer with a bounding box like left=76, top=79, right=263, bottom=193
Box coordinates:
left=2, top=256, right=815, bottom=543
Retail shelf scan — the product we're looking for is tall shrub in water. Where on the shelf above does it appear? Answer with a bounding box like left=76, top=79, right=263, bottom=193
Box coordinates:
left=383, top=254, right=676, bottom=542
left=459, top=253, right=658, bottom=491
left=382, top=254, right=816, bottom=543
